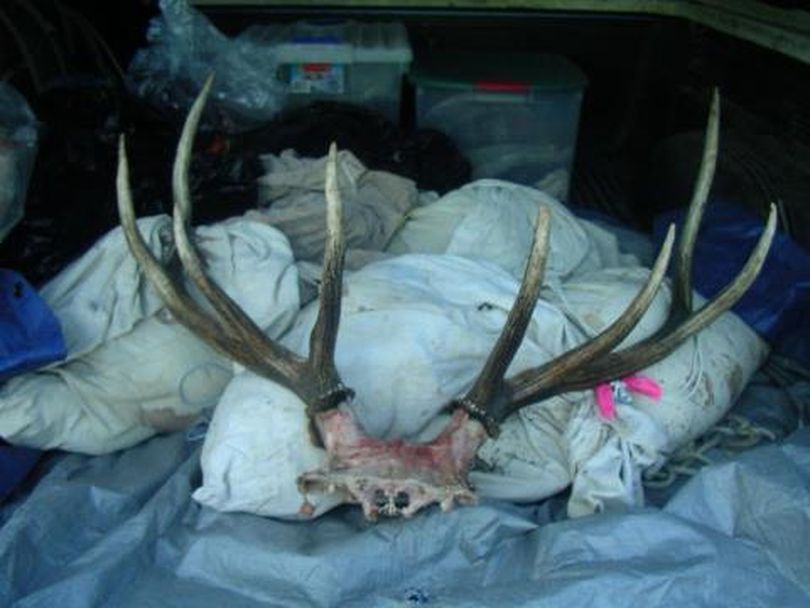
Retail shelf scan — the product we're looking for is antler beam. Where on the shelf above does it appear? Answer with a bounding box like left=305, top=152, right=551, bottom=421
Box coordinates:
left=116, top=75, right=351, bottom=414
left=494, top=89, right=776, bottom=418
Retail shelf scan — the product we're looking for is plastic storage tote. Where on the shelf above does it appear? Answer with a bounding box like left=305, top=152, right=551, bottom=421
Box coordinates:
left=412, top=52, right=587, bottom=198
left=273, top=20, right=412, bottom=123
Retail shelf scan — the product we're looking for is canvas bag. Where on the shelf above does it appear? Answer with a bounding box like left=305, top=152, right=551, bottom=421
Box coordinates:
left=0, top=216, right=299, bottom=454
left=253, top=149, right=417, bottom=261
left=387, top=179, right=641, bottom=280
left=195, top=251, right=766, bottom=519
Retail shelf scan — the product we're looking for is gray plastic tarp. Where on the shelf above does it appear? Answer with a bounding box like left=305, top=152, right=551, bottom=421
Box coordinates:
left=1, top=415, right=809, bottom=606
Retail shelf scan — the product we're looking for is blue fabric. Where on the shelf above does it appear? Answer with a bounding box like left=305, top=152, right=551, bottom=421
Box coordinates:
left=0, top=268, right=65, bottom=380
left=0, top=442, right=40, bottom=501
left=0, top=268, right=64, bottom=501
left=654, top=201, right=810, bottom=365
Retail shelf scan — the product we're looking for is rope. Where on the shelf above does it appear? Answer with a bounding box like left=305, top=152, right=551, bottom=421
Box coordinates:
left=643, top=414, right=777, bottom=488
left=680, top=333, right=705, bottom=403
left=644, top=354, right=810, bottom=489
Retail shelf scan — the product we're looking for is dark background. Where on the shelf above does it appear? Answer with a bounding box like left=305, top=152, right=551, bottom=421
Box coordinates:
left=1, top=0, right=808, bottom=281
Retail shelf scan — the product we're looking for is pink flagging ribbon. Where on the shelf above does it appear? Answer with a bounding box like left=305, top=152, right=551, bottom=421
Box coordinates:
left=594, top=383, right=617, bottom=420
left=594, top=374, right=663, bottom=421
left=623, top=375, right=663, bottom=400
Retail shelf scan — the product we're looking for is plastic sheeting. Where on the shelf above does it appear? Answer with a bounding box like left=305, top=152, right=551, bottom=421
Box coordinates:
left=128, top=0, right=286, bottom=131
left=0, top=269, right=62, bottom=501
left=0, top=185, right=805, bottom=604
left=1, top=407, right=807, bottom=606
left=0, top=441, right=39, bottom=502
left=0, top=83, right=38, bottom=242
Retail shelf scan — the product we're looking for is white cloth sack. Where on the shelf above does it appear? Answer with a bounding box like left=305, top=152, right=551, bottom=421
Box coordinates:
left=554, top=268, right=767, bottom=515
left=0, top=216, right=299, bottom=454
left=252, top=149, right=417, bottom=261
left=193, top=372, right=345, bottom=519
left=386, top=179, right=640, bottom=280
left=195, top=254, right=576, bottom=518
left=194, top=249, right=767, bottom=520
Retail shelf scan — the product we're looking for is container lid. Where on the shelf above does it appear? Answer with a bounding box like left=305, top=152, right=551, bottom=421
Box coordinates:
left=274, top=20, right=412, bottom=64
left=411, top=51, right=587, bottom=92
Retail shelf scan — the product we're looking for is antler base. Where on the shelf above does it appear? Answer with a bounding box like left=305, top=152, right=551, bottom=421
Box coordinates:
left=298, top=409, right=488, bottom=520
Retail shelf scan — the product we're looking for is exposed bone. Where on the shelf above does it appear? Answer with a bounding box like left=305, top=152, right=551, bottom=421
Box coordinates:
left=299, top=410, right=487, bottom=520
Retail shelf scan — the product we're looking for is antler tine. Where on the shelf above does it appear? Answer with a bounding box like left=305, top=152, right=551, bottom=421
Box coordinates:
left=674, top=87, right=719, bottom=314
left=117, top=80, right=354, bottom=412
left=454, top=207, right=551, bottom=434
left=172, top=72, right=212, bottom=225
left=536, top=204, right=777, bottom=397
left=169, top=75, right=309, bottom=385
left=503, top=89, right=777, bottom=411
left=307, top=143, right=353, bottom=409
left=495, top=223, right=675, bottom=419
left=117, top=135, right=264, bottom=368
left=117, top=134, right=220, bottom=339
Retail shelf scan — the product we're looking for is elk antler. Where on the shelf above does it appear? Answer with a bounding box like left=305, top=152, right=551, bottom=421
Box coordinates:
left=116, top=75, right=352, bottom=415
left=117, top=77, right=484, bottom=519
left=454, top=89, right=777, bottom=430
left=117, top=82, right=775, bottom=521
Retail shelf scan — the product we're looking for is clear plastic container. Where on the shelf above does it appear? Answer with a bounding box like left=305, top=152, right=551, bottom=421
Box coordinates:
left=271, top=20, right=412, bottom=122
left=412, top=52, right=587, bottom=198
left=0, top=84, right=38, bottom=243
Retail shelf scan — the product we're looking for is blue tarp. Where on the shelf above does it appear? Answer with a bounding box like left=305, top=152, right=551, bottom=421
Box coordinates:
left=1, top=376, right=808, bottom=607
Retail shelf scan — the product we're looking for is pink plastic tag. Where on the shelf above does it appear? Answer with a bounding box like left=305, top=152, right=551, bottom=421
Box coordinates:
left=623, top=375, right=663, bottom=400
left=594, top=383, right=617, bottom=420
left=593, top=375, right=663, bottom=421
